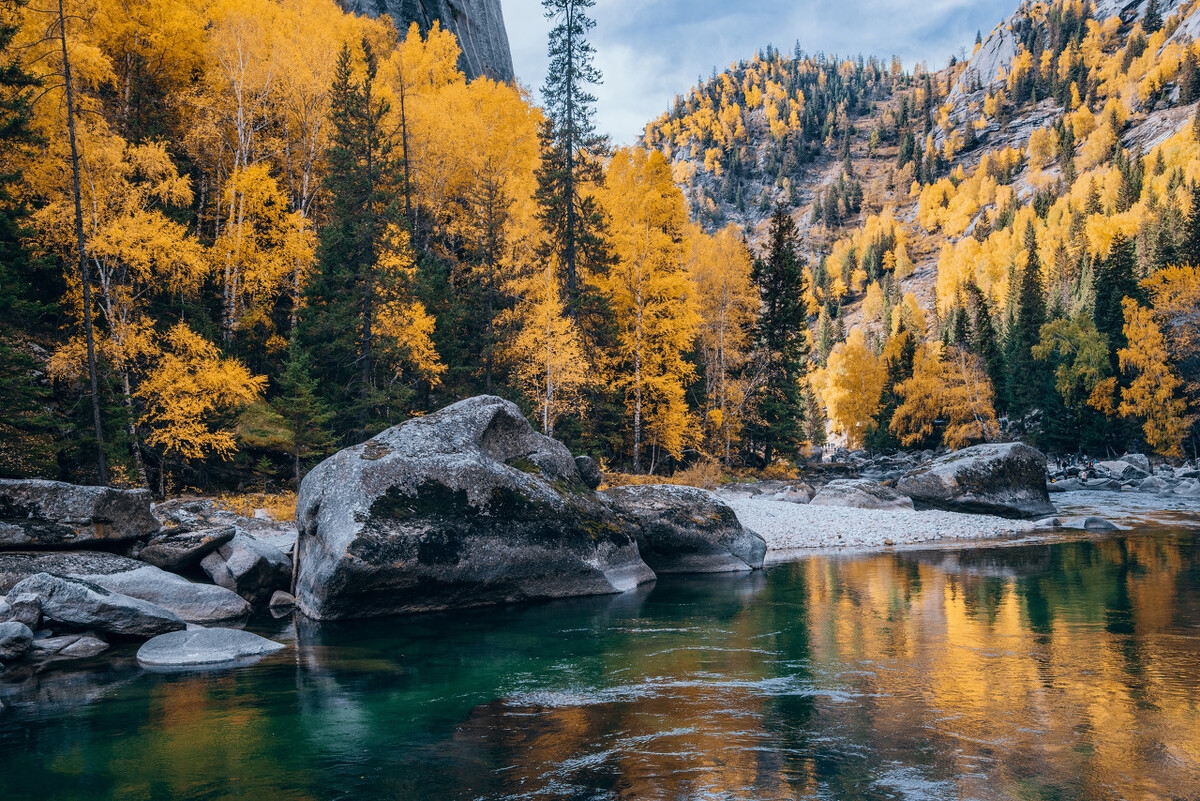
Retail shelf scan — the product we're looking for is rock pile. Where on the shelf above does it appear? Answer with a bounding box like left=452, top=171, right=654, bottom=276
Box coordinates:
left=0, top=482, right=292, bottom=673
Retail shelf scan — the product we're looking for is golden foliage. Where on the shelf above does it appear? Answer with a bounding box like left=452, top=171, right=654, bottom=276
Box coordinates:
left=891, top=344, right=998, bottom=449
left=135, top=325, right=266, bottom=461
left=1118, top=300, right=1194, bottom=457
left=814, top=328, right=886, bottom=449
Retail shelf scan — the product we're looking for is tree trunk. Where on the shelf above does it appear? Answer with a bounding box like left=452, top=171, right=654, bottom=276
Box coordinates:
left=59, top=0, right=107, bottom=485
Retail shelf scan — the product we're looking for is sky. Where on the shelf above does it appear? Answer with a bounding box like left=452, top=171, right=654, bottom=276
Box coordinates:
left=503, top=0, right=1018, bottom=145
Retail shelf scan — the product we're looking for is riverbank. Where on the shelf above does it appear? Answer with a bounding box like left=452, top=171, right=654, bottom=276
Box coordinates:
left=727, top=499, right=1038, bottom=557
left=727, top=488, right=1199, bottom=562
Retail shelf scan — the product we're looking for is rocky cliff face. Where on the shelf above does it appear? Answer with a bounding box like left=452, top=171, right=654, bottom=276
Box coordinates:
left=339, top=0, right=515, bottom=82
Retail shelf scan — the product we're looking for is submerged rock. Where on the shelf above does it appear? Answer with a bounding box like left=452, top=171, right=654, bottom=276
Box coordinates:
left=7, top=573, right=185, bottom=639
left=295, top=396, right=655, bottom=620
left=0, top=479, right=159, bottom=550
left=603, top=485, right=766, bottom=574
left=137, top=628, right=285, bottom=667
left=0, top=551, right=249, bottom=623
left=1083, top=516, right=1119, bottom=532
left=810, top=479, right=915, bottom=511
left=896, top=443, right=1056, bottom=519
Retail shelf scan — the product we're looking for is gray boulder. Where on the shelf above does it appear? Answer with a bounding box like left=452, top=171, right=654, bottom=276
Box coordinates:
left=602, top=485, right=765, bottom=574
left=1118, top=453, right=1152, bottom=474
left=137, top=627, right=285, bottom=668
left=1096, top=460, right=1149, bottom=482
left=295, top=395, right=655, bottom=620
left=1080, top=478, right=1124, bottom=491
left=132, top=525, right=235, bottom=572
left=0, top=479, right=159, bottom=550
left=0, top=621, right=33, bottom=661
left=8, top=573, right=185, bottom=639
left=29, top=633, right=109, bottom=662
left=0, top=551, right=249, bottom=623
left=201, top=534, right=292, bottom=605
left=810, top=479, right=915, bottom=511
left=269, top=590, right=295, bottom=609
left=896, top=443, right=1057, bottom=519
left=1, top=592, right=41, bottom=629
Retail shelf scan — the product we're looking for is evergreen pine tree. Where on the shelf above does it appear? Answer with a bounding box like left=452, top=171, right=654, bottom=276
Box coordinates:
left=0, top=0, right=58, bottom=478
left=1143, top=0, right=1163, bottom=35
left=1093, top=232, right=1143, bottom=361
left=301, top=40, right=405, bottom=441
left=1181, top=183, right=1200, bottom=266
left=747, top=206, right=809, bottom=465
left=1009, top=222, right=1050, bottom=416
left=966, top=284, right=1007, bottom=413
left=272, top=344, right=336, bottom=487
left=536, top=0, right=610, bottom=318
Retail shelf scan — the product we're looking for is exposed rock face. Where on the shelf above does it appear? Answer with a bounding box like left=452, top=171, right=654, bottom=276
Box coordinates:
left=8, top=573, right=186, bottom=639
left=602, top=485, right=766, bottom=574
left=338, top=0, right=514, bottom=81
left=0, top=479, right=159, bottom=550
left=295, top=396, right=655, bottom=620
left=896, top=443, right=1056, bottom=519
left=0, top=552, right=249, bottom=623
left=131, top=526, right=235, bottom=572
left=200, top=534, right=292, bottom=606
left=810, top=479, right=915, bottom=511
left=137, top=628, right=285, bottom=668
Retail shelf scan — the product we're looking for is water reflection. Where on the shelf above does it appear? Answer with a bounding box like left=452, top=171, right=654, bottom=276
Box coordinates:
left=0, top=532, right=1197, bottom=800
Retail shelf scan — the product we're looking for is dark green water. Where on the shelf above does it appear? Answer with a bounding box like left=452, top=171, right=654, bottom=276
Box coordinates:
left=2, top=531, right=1200, bottom=800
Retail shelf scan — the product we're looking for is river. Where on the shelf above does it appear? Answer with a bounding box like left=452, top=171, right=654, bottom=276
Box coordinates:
left=1, top=528, right=1198, bottom=800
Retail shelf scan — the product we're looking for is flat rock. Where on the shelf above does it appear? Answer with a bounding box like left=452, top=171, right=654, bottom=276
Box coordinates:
left=0, top=552, right=249, bottom=623
left=137, top=628, right=285, bottom=667
left=132, top=526, right=235, bottom=572
left=201, top=534, right=292, bottom=606
left=0, top=621, right=33, bottom=661
left=295, top=396, right=655, bottom=620
left=810, top=479, right=915, bottom=511
left=0, top=479, right=159, bottom=550
left=29, top=633, right=109, bottom=661
left=8, top=573, right=186, bottom=639
left=896, top=443, right=1057, bottom=519
left=603, top=485, right=766, bottom=574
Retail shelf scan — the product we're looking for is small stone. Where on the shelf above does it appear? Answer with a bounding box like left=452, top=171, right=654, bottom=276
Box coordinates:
left=30, top=633, right=109, bottom=661
left=883, top=539, right=895, bottom=547
left=269, top=590, right=295, bottom=608
left=1083, top=516, right=1118, bottom=532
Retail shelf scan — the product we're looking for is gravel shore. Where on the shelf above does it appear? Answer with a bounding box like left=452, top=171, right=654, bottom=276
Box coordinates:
left=727, top=499, right=1037, bottom=558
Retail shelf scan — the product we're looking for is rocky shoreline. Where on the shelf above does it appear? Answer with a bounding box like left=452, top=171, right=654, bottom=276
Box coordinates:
left=4, top=395, right=1187, bottom=683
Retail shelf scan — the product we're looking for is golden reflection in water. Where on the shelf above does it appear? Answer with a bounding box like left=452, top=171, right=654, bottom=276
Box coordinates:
left=467, top=538, right=1200, bottom=800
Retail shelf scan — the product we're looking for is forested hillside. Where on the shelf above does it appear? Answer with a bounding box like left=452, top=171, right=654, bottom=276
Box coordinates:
left=2, top=0, right=1199, bottom=495
left=646, top=0, right=1200, bottom=460
left=0, top=0, right=802, bottom=490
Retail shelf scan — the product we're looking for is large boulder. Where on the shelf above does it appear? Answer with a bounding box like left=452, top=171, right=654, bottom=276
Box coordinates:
left=810, top=479, right=915, bottom=511
left=602, top=485, right=766, bottom=574
left=8, top=573, right=185, bottom=638
left=0, top=551, right=249, bottom=623
left=201, top=534, right=292, bottom=605
left=137, top=628, right=285, bottom=668
left=295, top=396, right=655, bottom=620
left=896, top=443, right=1057, bottom=519
left=1118, top=453, right=1152, bottom=474
left=0, top=479, right=159, bottom=550
left=1096, top=460, right=1149, bottom=482
left=131, top=525, right=235, bottom=572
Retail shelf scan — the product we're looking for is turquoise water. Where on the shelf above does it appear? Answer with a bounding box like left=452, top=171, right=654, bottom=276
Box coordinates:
left=2, top=531, right=1199, bottom=800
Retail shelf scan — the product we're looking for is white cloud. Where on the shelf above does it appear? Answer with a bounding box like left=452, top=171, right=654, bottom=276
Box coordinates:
left=506, top=0, right=1017, bottom=145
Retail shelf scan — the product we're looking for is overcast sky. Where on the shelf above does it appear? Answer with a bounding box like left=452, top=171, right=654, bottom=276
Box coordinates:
left=503, top=0, right=1017, bottom=145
